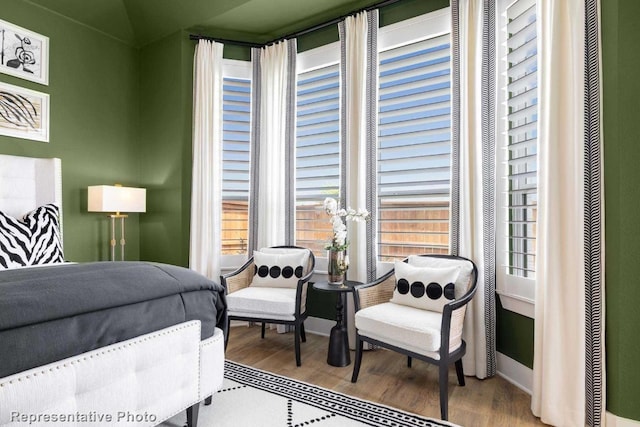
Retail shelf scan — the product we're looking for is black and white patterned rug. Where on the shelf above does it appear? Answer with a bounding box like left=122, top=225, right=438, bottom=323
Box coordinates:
left=163, top=360, right=458, bottom=427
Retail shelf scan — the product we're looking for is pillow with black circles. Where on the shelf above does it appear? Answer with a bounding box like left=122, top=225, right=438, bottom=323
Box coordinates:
left=250, top=249, right=310, bottom=288
left=390, top=261, right=461, bottom=313
left=407, top=255, right=474, bottom=299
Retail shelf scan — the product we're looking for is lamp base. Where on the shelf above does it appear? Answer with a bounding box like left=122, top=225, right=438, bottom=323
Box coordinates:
left=109, top=214, right=128, bottom=261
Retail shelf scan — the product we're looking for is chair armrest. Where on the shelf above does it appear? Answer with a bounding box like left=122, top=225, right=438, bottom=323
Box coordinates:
left=444, top=279, right=478, bottom=313
left=439, top=267, right=479, bottom=359
left=294, top=252, right=316, bottom=316
left=352, top=269, right=396, bottom=312
left=221, top=258, right=254, bottom=295
left=298, top=262, right=315, bottom=285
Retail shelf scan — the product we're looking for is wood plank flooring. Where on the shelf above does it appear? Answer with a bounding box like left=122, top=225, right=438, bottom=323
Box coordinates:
left=225, top=325, right=548, bottom=427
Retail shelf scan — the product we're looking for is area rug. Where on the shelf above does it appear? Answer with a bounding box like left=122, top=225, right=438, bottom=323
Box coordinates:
left=162, top=360, right=458, bottom=427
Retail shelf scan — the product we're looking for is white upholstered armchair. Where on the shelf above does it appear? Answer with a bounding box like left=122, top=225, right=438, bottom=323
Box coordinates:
left=351, top=254, right=478, bottom=421
left=221, top=246, right=315, bottom=366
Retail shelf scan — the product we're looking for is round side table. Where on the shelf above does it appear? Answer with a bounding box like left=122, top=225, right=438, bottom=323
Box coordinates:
left=312, top=280, right=362, bottom=367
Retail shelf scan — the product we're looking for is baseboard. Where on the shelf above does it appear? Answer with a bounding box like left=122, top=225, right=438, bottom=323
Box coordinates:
left=606, top=412, right=640, bottom=427
left=496, top=352, right=533, bottom=395
left=229, top=320, right=248, bottom=327
left=304, top=316, right=333, bottom=337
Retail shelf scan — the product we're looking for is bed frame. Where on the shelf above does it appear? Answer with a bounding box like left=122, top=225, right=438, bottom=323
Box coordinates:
left=0, top=154, right=62, bottom=234
left=0, top=154, right=224, bottom=427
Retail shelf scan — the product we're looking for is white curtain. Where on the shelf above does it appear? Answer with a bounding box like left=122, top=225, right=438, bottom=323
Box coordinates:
left=339, top=11, right=378, bottom=349
left=252, top=40, right=296, bottom=334
left=456, top=0, right=493, bottom=379
left=255, top=40, right=293, bottom=249
left=531, top=0, right=588, bottom=424
left=343, top=12, right=369, bottom=284
left=189, top=40, right=224, bottom=280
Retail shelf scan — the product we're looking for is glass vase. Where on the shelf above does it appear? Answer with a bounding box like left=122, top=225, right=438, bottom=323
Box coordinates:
left=328, top=249, right=345, bottom=285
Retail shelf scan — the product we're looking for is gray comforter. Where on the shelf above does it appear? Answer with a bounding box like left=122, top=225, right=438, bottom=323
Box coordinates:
left=0, top=261, right=227, bottom=378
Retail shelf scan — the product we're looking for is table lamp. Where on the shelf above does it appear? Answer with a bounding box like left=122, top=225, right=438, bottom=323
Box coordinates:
left=88, top=185, right=146, bottom=261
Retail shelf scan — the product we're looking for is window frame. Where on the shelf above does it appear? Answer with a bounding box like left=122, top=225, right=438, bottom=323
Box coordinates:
left=376, top=7, right=452, bottom=276
left=220, top=58, right=253, bottom=272
left=495, top=0, right=537, bottom=318
left=294, top=41, right=341, bottom=274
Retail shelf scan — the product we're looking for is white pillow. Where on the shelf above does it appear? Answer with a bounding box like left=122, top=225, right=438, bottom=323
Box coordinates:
left=407, top=255, right=474, bottom=299
left=390, top=261, right=461, bottom=312
left=260, top=247, right=309, bottom=256
left=250, top=249, right=310, bottom=288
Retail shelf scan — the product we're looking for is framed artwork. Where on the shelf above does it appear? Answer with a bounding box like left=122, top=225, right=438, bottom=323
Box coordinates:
left=0, top=19, right=49, bottom=85
left=0, top=81, right=49, bottom=142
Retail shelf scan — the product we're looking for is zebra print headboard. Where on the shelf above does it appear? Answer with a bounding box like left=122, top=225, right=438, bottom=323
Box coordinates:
left=0, top=154, right=62, bottom=228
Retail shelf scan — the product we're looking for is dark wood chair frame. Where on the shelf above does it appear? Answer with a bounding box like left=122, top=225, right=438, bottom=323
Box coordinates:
left=351, top=254, right=478, bottom=421
left=220, top=245, right=316, bottom=367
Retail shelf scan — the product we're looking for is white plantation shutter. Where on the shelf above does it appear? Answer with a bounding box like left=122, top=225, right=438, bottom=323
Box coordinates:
left=295, top=64, right=341, bottom=255
left=377, top=34, right=451, bottom=261
left=504, top=0, right=538, bottom=278
left=222, top=77, right=251, bottom=255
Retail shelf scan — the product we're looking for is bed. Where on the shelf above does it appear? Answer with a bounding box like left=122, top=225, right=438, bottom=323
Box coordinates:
left=0, top=154, right=226, bottom=427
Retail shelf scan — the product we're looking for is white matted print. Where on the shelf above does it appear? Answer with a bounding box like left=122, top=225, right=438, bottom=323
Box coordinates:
left=0, top=19, right=48, bottom=85
left=0, top=81, right=49, bottom=142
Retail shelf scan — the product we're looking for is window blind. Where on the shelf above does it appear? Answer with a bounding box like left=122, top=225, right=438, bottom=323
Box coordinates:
left=377, top=34, right=451, bottom=261
left=222, top=77, right=251, bottom=255
left=295, top=64, right=340, bottom=255
left=504, top=0, right=537, bottom=278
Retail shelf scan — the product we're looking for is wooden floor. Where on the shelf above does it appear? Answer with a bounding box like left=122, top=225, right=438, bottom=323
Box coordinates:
left=225, top=325, right=548, bottom=427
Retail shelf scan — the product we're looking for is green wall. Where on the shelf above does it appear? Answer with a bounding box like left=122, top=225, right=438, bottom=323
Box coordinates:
left=137, top=31, right=194, bottom=266
left=602, top=0, right=640, bottom=420
left=496, top=298, right=534, bottom=369
left=0, top=0, right=141, bottom=262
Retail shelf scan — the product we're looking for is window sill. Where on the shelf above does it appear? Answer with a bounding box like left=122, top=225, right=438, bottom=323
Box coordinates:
left=496, top=290, right=534, bottom=319
left=220, top=254, right=249, bottom=274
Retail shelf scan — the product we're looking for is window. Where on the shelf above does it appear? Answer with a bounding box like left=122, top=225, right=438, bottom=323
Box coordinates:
left=292, top=11, right=452, bottom=264
left=295, top=43, right=341, bottom=257
left=222, top=61, right=252, bottom=257
left=377, top=10, right=452, bottom=262
left=496, top=0, right=537, bottom=316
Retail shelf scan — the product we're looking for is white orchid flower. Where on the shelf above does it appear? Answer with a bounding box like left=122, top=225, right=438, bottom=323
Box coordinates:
left=324, top=197, right=338, bottom=215
left=322, top=197, right=370, bottom=251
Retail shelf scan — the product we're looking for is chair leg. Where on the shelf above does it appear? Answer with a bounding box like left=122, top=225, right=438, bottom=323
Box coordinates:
left=439, top=364, right=449, bottom=421
left=261, top=322, right=266, bottom=339
left=294, top=324, right=302, bottom=366
left=407, top=356, right=412, bottom=368
left=204, top=396, right=212, bottom=406
left=224, top=318, right=230, bottom=350
left=300, top=322, right=306, bottom=342
left=351, top=335, right=364, bottom=383
left=455, top=359, right=465, bottom=386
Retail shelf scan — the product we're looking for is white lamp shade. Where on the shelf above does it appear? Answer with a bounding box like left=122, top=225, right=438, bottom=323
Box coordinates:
left=88, top=185, right=146, bottom=213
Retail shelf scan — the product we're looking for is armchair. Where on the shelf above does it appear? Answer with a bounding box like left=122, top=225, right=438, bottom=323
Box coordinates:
left=351, top=254, right=478, bottom=420
left=221, top=246, right=315, bottom=366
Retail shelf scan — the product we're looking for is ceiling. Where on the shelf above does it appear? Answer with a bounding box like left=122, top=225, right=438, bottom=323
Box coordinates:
left=24, top=0, right=384, bottom=47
